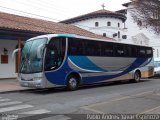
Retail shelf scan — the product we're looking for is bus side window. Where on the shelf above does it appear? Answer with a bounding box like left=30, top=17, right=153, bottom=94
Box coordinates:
left=115, top=44, right=125, bottom=57
left=126, top=45, right=137, bottom=57
left=146, top=48, right=152, bottom=57
left=84, top=40, right=95, bottom=56
left=45, top=46, right=58, bottom=70
left=68, top=39, right=78, bottom=55
left=139, top=47, right=146, bottom=58
left=126, top=46, right=132, bottom=57
left=45, top=37, right=66, bottom=71
left=71, top=47, right=77, bottom=55
left=101, top=42, right=113, bottom=56
left=68, top=38, right=84, bottom=56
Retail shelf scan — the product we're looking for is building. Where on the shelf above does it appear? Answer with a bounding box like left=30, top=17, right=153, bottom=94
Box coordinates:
left=0, top=11, right=110, bottom=79
left=61, top=9, right=127, bottom=41
left=61, top=5, right=160, bottom=59
left=120, top=2, right=160, bottom=58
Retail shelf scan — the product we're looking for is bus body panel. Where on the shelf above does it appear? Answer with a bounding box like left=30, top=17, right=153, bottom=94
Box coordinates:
left=43, top=56, right=153, bottom=87
left=19, top=72, right=47, bottom=88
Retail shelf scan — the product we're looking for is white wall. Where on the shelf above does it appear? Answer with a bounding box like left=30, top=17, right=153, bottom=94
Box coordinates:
left=71, top=17, right=127, bottom=41
left=0, top=40, right=18, bottom=78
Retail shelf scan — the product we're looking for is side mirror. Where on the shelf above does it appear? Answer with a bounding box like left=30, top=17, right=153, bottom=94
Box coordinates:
left=37, top=44, right=46, bottom=58
left=12, top=48, right=21, bottom=59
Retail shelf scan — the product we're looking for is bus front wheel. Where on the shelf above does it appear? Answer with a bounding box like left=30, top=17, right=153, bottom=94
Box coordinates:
left=67, top=75, right=78, bottom=91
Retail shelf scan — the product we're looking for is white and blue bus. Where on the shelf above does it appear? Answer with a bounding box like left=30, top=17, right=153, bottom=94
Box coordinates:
left=18, top=34, right=154, bottom=90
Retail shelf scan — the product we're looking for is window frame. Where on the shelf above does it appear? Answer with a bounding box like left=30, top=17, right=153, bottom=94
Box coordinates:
left=107, top=21, right=111, bottom=26
left=95, top=22, right=99, bottom=27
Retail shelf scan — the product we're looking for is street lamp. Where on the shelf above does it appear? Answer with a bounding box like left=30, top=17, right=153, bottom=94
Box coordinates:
left=3, top=48, right=8, bottom=55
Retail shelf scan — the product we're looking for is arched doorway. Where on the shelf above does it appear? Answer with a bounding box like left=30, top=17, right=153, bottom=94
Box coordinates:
left=15, top=43, right=24, bottom=73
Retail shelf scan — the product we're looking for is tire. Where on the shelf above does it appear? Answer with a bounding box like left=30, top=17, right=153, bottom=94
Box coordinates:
left=67, top=75, right=78, bottom=91
left=131, top=71, right=141, bottom=83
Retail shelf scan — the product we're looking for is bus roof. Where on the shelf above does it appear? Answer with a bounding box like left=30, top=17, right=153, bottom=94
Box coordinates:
left=27, top=34, right=152, bottom=48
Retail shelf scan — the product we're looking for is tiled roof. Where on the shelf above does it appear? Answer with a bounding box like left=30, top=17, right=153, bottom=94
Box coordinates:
left=60, top=9, right=127, bottom=24
left=0, top=11, right=112, bottom=40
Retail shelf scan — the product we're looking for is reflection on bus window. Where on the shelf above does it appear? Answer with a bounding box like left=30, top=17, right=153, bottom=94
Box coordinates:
left=45, top=37, right=66, bottom=71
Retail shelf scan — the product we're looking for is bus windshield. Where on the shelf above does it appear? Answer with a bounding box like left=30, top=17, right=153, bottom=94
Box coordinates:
left=20, top=38, right=48, bottom=73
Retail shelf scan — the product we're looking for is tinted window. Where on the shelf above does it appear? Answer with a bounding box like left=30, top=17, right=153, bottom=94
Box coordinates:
left=101, top=42, right=114, bottom=56
left=146, top=48, right=153, bottom=57
left=68, top=38, right=84, bottom=56
left=68, top=38, right=152, bottom=58
left=45, top=37, right=66, bottom=71
left=115, top=44, right=125, bottom=57
left=126, top=45, right=138, bottom=57
left=139, top=47, right=146, bottom=57
left=68, top=38, right=102, bottom=56
left=84, top=40, right=101, bottom=56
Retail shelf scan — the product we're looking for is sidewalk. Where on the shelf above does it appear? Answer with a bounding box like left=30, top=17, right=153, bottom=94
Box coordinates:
left=0, top=79, right=33, bottom=93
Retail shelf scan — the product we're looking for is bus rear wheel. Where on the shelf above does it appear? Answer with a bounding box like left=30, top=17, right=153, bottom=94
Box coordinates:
left=131, top=71, right=141, bottom=83
left=67, top=75, right=78, bottom=91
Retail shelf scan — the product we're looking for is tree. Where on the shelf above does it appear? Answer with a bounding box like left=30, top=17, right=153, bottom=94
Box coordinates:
left=130, top=0, right=160, bottom=34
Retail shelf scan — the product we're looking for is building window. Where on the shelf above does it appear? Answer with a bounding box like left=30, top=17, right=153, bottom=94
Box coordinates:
left=118, top=31, right=120, bottom=38
left=1, top=55, right=8, bottom=64
left=107, top=22, right=111, bottom=26
left=122, top=35, right=127, bottom=39
left=95, top=22, right=99, bottom=27
left=103, top=33, right=106, bottom=37
left=118, top=23, right=120, bottom=27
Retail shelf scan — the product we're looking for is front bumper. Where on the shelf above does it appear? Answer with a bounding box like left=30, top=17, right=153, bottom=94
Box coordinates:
left=19, top=79, right=44, bottom=88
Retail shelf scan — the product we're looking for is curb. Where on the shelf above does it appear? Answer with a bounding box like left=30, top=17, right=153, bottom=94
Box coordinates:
left=0, top=88, right=37, bottom=94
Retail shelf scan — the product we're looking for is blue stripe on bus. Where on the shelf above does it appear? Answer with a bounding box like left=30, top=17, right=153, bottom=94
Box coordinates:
left=45, top=60, right=73, bottom=85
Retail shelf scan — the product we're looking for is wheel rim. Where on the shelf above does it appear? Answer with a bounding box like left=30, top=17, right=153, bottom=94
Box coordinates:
left=69, top=78, right=77, bottom=89
left=135, top=72, right=140, bottom=81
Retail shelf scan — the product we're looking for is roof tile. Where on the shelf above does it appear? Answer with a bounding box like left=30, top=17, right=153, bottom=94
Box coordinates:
left=0, top=11, right=112, bottom=40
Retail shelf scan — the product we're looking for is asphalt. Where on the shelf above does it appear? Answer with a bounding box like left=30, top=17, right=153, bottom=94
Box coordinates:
left=0, top=79, right=35, bottom=93
left=81, top=90, right=160, bottom=114
left=0, top=78, right=160, bottom=116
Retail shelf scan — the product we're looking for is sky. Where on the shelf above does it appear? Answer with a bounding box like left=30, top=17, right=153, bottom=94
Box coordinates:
left=0, top=0, right=130, bottom=22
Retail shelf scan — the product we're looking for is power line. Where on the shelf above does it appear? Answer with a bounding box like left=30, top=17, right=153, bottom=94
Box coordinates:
left=30, top=0, right=95, bottom=19
left=0, top=5, right=60, bottom=22
left=13, top=0, right=71, bottom=19
left=36, top=0, right=82, bottom=13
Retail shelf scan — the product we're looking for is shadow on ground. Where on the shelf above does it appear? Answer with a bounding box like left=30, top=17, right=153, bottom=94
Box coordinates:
left=19, top=79, right=150, bottom=95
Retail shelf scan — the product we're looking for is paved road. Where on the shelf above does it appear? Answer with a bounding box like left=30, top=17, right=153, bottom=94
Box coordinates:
left=0, top=78, right=160, bottom=119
